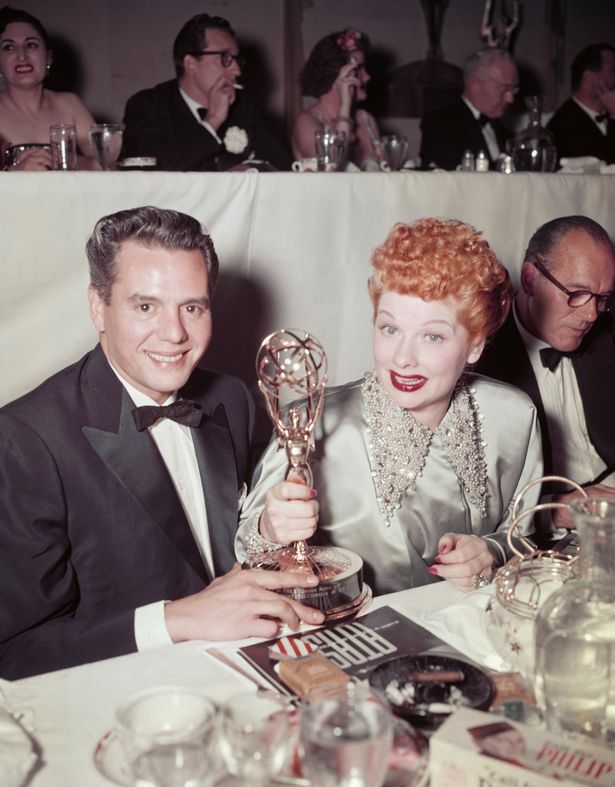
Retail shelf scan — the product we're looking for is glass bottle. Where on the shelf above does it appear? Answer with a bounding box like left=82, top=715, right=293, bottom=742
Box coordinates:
left=512, top=96, right=557, bottom=172
left=534, top=499, right=615, bottom=744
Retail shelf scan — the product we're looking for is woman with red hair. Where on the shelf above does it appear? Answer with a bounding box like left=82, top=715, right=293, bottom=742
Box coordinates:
left=238, top=218, right=542, bottom=594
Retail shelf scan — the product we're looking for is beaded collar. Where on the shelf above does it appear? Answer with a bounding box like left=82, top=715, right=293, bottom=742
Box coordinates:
left=362, top=371, right=488, bottom=525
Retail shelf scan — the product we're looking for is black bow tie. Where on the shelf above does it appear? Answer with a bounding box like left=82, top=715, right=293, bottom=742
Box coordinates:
left=595, top=112, right=609, bottom=124
left=478, top=113, right=491, bottom=128
left=540, top=347, right=576, bottom=372
left=132, top=399, right=204, bottom=431
left=197, top=107, right=207, bottom=120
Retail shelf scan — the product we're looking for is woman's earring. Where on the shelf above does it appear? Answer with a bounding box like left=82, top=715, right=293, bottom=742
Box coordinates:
left=45, top=61, right=51, bottom=77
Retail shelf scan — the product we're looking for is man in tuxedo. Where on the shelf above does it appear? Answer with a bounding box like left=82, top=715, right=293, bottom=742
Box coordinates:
left=547, top=43, right=615, bottom=165
left=121, top=13, right=290, bottom=171
left=477, top=215, right=615, bottom=528
left=0, top=206, right=323, bottom=679
left=420, top=48, right=517, bottom=170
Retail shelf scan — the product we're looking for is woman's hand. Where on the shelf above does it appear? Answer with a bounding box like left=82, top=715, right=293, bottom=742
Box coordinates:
left=12, top=147, right=53, bottom=171
left=335, top=62, right=361, bottom=113
left=428, top=533, right=495, bottom=592
left=259, top=479, right=319, bottom=545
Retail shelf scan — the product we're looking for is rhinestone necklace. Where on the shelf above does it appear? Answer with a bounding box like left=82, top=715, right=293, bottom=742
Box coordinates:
left=362, top=371, right=488, bottom=525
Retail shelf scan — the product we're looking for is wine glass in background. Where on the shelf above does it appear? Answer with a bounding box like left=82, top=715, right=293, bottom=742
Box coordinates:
left=115, top=685, right=218, bottom=787
left=300, top=682, right=394, bottom=787
left=216, top=690, right=296, bottom=786
left=380, top=135, right=409, bottom=172
left=89, top=123, right=123, bottom=170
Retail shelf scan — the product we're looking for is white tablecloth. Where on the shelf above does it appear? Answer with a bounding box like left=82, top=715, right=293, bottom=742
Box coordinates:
left=2, top=171, right=614, bottom=408
left=6, top=582, right=464, bottom=786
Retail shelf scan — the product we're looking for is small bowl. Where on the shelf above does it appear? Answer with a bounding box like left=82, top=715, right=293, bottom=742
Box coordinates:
left=369, top=654, right=495, bottom=730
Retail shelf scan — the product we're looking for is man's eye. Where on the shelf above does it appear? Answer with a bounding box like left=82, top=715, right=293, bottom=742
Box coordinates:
left=138, top=303, right=152, bottom=313
left=184, top=304, right=205, bottom=315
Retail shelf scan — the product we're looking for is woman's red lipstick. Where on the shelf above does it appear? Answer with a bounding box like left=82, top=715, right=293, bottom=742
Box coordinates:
left=390, top=371, right=427, bottom=392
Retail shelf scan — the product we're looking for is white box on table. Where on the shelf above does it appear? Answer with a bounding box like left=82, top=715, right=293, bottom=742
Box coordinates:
left=429, top=708, right=615, bottom=787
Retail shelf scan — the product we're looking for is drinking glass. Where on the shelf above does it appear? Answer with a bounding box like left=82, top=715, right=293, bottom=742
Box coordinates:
left=49, top=123, right=77, bottom=170
left=380, top=135, right=409, bottom=171
left=89, top=123, right=123, bottom=170
left=216, top=690, right=296, bottom=786
left=315, top=129, right=347, bottom=172
left=115, top=685, right=218, bottom=787
left=300, top=683, right=393, bottom=787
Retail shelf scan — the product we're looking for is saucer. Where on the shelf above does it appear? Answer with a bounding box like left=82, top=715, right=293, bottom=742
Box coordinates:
left=93, top=729, right=131, bottom=786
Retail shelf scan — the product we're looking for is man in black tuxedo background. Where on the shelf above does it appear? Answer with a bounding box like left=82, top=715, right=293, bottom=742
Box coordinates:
left=477, top=215, right=615, bottom=528
left=121, top=13, right=291, bottom=171
left=547, top=43, right=615, bottom=165
left=420, top=47, right=517, bottom=170
left=0, top=206, right=323, bottom=680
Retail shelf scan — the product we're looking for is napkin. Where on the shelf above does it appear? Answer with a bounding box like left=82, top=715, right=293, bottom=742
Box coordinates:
left=418, top=585, right=509, bottom=672
left=0, top=707, right=39, bottom=787
left=558, top=156, right=604, bottom=174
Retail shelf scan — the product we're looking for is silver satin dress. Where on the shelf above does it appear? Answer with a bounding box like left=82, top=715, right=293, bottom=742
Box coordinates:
left=236, top=373, right=543, bottom=595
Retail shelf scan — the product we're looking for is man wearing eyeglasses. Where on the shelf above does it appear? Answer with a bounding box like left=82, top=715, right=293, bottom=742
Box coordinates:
left=477, top=215, right=615, bottom=528
left=121, top=14, right=290, bottom=171
left=420, top=48, right=518, bottom=170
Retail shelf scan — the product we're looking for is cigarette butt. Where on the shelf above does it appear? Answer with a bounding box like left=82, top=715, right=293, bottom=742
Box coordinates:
left=234, top=83, right=244, bottom=90
left=408, top=670, right=464, bottom=683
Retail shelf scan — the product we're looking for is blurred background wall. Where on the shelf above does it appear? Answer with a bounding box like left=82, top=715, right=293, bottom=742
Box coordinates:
left=6, top=0, right=615, bottom=158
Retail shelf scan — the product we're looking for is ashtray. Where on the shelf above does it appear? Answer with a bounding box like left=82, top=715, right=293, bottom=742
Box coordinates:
left=369, top=654, right=495, bottom=729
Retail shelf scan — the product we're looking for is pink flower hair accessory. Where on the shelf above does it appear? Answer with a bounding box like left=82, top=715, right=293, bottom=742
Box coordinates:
left=336, top=28, right=362, bottom=53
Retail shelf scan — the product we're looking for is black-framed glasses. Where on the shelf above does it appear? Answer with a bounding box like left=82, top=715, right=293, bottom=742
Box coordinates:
left=189, top=49, right=245, bottom=69
left=533, top=257, right=614, bottom=312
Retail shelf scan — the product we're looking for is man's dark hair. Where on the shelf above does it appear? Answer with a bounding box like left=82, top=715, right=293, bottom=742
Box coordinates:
left=86, top=206, right=219, bottom=303
left=0, top=5, right=49, bottom=47
left=571, top=43, right=615, bottom=91
left=300, top=29, right=370, bottom=98
left=524, top=215, right=614, bottom=271
left=173, top=13, right=235, bottom=79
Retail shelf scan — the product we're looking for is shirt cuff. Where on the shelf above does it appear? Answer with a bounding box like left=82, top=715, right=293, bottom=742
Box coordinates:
left=134, top=600, right=174, bottom=651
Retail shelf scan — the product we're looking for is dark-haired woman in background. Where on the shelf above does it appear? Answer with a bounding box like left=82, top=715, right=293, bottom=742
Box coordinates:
left=0, top=6, right=98, bottom=169
left=292, top=28, right=383, bottom=170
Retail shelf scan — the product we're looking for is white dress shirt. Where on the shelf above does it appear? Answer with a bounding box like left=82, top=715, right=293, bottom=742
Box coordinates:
left=179, top=87, right=222, bottom=143
left=513, top=303, right=612, bottom=487
left=463, top=97, right=501, bottom=161
left=110, top=366, right=213, bottom=650
left=572, top=96, right=609, bottom=136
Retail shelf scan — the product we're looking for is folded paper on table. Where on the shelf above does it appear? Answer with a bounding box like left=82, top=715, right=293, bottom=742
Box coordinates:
left=419, top=586, right=509, bottom=672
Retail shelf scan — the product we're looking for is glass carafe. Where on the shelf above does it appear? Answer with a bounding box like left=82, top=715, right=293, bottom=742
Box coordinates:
left=511, top=96, right=557, bottom=172
left=534, top=499, right=615, bottom=743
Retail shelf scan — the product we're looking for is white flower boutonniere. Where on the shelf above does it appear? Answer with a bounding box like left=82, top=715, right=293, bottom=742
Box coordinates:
left=223, top=126, right=249, bottom=154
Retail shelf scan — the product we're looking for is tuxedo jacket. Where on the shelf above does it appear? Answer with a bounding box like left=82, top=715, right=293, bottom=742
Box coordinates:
left=121, top=79, right=291, bottom=171
left=0, top=346, right=253, bottom=679
left=419, top=99, right=511, bottom=170
left=476, top=312, right=615, bottom=478
left=547, top=98, right=615, bottom=165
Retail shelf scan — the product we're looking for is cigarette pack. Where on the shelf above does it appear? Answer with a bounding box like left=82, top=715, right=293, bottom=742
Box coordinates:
left=430, top=708, right=615, bottom=787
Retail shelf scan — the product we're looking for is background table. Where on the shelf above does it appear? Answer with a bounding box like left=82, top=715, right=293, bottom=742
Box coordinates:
left=9, top=582, right=463, bottom=786
left=2, top=171, right=614, bottom=416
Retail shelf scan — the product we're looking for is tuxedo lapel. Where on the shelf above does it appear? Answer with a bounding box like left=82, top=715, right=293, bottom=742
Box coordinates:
left=191, top=403, right=239, bottom=576
left=82, top=377, right=209, bottom=584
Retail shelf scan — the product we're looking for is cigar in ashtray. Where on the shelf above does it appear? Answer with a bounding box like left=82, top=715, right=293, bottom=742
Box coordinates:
left=406, top=669, right=464, bottom=684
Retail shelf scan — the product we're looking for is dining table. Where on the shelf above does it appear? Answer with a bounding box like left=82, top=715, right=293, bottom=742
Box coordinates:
left=2, top=170, right=614, bottom=412
left=4, top=581, right=471, bottom=786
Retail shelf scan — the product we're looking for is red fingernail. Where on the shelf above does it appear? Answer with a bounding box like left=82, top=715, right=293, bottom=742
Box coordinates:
left=309, top=488, right=318, bottom=499
left=439, top=544, right=449, bottom=554
left=427, top=566, right=439, bottom=575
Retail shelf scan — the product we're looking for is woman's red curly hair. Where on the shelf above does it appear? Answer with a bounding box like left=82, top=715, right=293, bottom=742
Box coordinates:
left=368, top=218, right=512, bottom=343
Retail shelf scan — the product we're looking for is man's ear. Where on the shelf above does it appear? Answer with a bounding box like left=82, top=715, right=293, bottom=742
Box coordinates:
left=88, top=285, right=105, bottom=332
left=183, top=53, right=196, bottom=77
left=520, top=261, right=537, bottom=296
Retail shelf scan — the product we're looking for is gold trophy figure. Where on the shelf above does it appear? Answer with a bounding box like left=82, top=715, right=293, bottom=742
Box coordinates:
left=248, top=329, right=369, bottom=620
